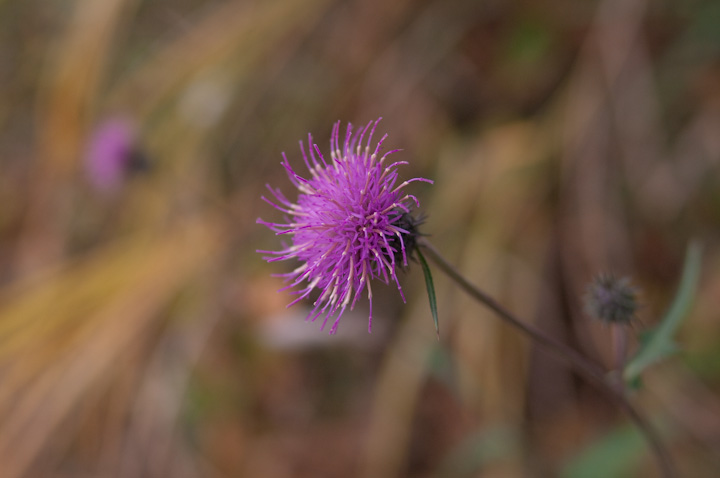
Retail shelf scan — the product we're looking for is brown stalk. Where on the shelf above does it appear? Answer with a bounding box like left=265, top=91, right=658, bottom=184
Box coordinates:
left=418, top=238, right=676, bottom=478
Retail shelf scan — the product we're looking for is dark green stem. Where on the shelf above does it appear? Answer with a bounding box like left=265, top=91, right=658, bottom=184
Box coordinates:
left=418, top=238, right=676, bottom=478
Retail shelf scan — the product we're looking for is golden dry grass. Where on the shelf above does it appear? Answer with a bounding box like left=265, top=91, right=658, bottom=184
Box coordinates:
left=0, top=0, right=719, bottom=476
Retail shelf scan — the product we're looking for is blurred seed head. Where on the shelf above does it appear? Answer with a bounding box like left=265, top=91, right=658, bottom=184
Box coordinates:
left=584, top=274, right=639, bottom=325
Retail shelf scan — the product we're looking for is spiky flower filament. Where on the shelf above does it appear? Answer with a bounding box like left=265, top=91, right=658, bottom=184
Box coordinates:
left=258, top=118, right=432, bottom=334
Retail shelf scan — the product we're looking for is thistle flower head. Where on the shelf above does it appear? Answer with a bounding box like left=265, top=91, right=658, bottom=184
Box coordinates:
left=84, top=116, right=147, bottom=193
left=584, top=274, right=639, bottom=324
left=258, top=118, right=432, bottom=334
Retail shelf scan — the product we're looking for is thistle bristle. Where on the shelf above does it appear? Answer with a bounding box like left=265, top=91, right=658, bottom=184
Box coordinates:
left=257, top=119, right=430, bottom=334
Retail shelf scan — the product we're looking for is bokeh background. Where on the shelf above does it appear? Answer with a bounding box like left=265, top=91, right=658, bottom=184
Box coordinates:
left=1, top=0, right=719, bottom=476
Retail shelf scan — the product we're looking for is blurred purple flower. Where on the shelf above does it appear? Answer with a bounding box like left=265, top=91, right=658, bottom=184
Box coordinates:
left=84, top=117, right=138, bottom=193
left=258, top=118, right=432, bottom=334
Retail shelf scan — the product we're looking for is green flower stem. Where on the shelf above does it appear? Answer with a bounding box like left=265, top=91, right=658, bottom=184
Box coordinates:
left=614, top=324, right=628, bottom=373
left=418, top=238, right=676, bottom=478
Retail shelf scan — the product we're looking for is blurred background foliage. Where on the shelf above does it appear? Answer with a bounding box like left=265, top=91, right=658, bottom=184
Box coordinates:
left=0, top=0, right=719, bottom=476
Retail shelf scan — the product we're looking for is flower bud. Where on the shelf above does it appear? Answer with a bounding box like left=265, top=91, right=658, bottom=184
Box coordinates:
left=584, top=274, right=639, bottom=324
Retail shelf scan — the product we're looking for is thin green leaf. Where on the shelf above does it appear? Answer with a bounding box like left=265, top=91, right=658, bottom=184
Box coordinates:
left=624, top=241, right=702, bottom=383
left=435, top=426, right=519, bottom=478
left=561, top=424, right=644, bottom=478
left=416, top=247, right=439, bottom=339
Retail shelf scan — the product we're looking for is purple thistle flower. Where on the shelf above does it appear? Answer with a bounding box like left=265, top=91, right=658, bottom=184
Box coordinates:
left=84, top=116, right=144, bottom=194
left=258, top=118, right=432, bottom=334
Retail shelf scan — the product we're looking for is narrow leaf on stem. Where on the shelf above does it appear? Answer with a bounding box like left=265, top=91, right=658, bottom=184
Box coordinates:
left=624, top=241, right=702, bottom=383
left=416, top=247, right=439, bottom=339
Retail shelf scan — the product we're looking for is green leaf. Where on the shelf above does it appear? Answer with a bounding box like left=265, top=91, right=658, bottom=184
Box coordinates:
left=623, top=241, right=702, bottom=383
left=416, top=247, right=439, bottom=339
left=435, top=426, right=519, bottom=478
left=561, top=424, right=644, bottom=478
